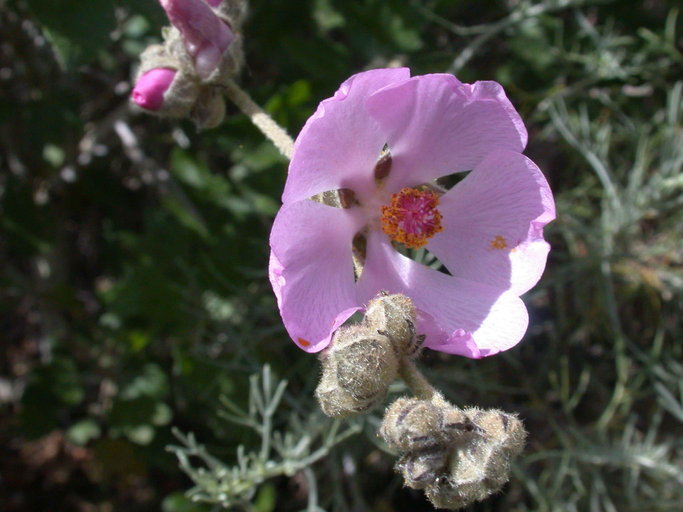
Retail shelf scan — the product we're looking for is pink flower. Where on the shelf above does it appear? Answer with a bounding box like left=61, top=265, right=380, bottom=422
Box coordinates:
left=269, top=69, right=555, bottom=358
left=132, top=68, right=177, bottom=111
left=159, top=0, right=234, bottom=79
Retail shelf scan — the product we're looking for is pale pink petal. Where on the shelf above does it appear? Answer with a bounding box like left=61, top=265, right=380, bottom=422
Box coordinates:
left=428, top=150, right=555, bottom=295
left=282, top=68, right=411, bottom=204
left=269, top=200, right=366, bottom=352
left=132, top=68, right=176, bottom=111
left=357, top=231, right=529, bottom=358
left=205, top=0, right=223, bottom=7
left=160, top=0, right=234, bottom=78
left=365, top=74, right=527, bottom=191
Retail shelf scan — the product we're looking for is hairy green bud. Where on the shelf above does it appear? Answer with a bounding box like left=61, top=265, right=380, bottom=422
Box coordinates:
left=441, top=405, right=478, bottom=444
left=380, top=397, right=444, bottom=452
left=423, top=409, right=527, bottom=509
left=190, top=87, right=226, bottom=130
left=331, top=326, right=399, bottom=401
left=397, top=447, right=449, bottom=490
left=381, top=399, right=527, bottom=510
left=315, top=325, right=399, bottom=417
left=135, top=44, right=200, bottom=118
left=424, top=478, right=490, bottom=510
left=466, top=408, right=526, bottom=454
left=364, top=293, right=424, bottom=357
left=314, top=370, right=378, bottom=418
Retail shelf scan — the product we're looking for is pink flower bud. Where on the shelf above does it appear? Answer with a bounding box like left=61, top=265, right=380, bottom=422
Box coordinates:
left=159, top=0, right=234, bottom=79
left=132, top=68, right=177, bottom=111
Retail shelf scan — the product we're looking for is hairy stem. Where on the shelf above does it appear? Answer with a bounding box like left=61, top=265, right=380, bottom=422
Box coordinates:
left=399, top=359, right=440, bottom=401
left=224, top=80, right=294, bottom=159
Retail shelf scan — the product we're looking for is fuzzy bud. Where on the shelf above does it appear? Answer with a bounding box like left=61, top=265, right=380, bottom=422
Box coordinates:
left=381, top=399, right=527, bottom=510
left=466, top=408, right=526, bottom=455
left=364, top=293, right=424, bottom=357
left=314, top=370, right=378, bottom=418
left=190, top=87, right=226, bottom=129
left=315, top=325, right=399, bottom=417
left=397, top=447, right=449, bottom=490
left=422, top=409, right=527, bottom=509
left=441, top=406, right=478, bottom=444
left=331, top=326, right=399, bottom=401
left=380, top=397, right=444, bottom=452
left=426, top=442, right=509, bottom=509
left=424, top=478, right=490, bottom=510
left=133, top=44, right=200, bottom=118
left=132, top=68, right=177, bottom=111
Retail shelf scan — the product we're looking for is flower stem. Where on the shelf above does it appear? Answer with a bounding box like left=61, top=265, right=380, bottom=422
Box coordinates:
left=399, top=359, right=440, bottom=401
left=223, top=80, right=294, bottom=159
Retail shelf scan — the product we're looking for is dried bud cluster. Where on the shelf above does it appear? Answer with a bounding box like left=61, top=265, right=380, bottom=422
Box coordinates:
left=315, top=293, right=425, bottom=417
left=380, top=397, right=527, bottom=510
left=131, top=0, right=248, bottom=129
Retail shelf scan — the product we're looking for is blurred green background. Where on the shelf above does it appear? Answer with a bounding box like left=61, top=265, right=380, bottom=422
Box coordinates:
left=1, top=0, right=682, bottom=511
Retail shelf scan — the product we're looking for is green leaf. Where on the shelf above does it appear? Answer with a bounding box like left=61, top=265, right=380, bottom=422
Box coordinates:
left=253, top=483, right=277, bottom=512
left=19, top=357, right=85, bottom=438
left=25, top=0, right=117, bottom=68
left=67, top=419, right=102, bottom=445
left=120, top=363, right=169, bottom=400
left=162, top=492, right=210, bottom=512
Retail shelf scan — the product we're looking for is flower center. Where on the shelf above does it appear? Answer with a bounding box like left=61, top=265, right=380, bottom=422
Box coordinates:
left=380, top=188, right=443, bottom=249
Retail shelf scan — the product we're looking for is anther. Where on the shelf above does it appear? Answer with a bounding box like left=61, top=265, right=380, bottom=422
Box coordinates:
left=374, top=150, right=392, bottom=181
left=380, top=188, right=443, bottom=249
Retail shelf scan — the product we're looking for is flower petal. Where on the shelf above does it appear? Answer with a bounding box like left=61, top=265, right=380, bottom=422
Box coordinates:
left=357, top=231, right=529, bottom=358
left=428, top=150, right=555, bottom=295
left=160, top=0, right=233, bottom=78
left=282, top=68, right=411, bottom=204
left=269, top=200, right=366, bottom=352
left=366, top=75, right=527, bottom=191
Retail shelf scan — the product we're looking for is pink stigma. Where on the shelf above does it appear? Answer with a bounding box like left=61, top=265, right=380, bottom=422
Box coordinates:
left=380, top=188, right=443, bottom=249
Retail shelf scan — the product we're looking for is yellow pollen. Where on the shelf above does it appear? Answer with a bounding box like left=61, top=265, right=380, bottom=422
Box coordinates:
left=490, top=235, right=508, bottom=250
left=297, top=337, right=311, bottom=347
left=380, top=188, right=443, bottom=249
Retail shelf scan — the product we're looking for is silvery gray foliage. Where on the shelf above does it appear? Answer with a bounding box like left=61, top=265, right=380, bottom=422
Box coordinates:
left=168, top=366, right=361, bottom=510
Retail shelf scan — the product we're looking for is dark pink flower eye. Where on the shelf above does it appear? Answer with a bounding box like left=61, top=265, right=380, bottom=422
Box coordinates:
left=380, top=188, right=443, bottom=249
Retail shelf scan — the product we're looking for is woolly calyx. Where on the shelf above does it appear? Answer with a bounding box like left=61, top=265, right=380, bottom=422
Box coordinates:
left=314, top=370, right=378, bottom=418
left=380, top=397, right=445, bottom=452
left=315, top=324, right=399, bottom=418
left=133, top=44, right=200, bottom=119
left=213, top=0, right=249, bottom=29
left=430, top=409, right=526, bottom=509
left=364, top=293, right=424, bottom=358
left=381, top=398, right=526, bottom=510
left=441, top=406, right=478, bottom=444
left=398, top=448, right=449, bottom=490
left=465, top=407, right=526, bottom=454
left=380, top=397, right=476, bottom=452
left=190, top=87, right=226, bottom=130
